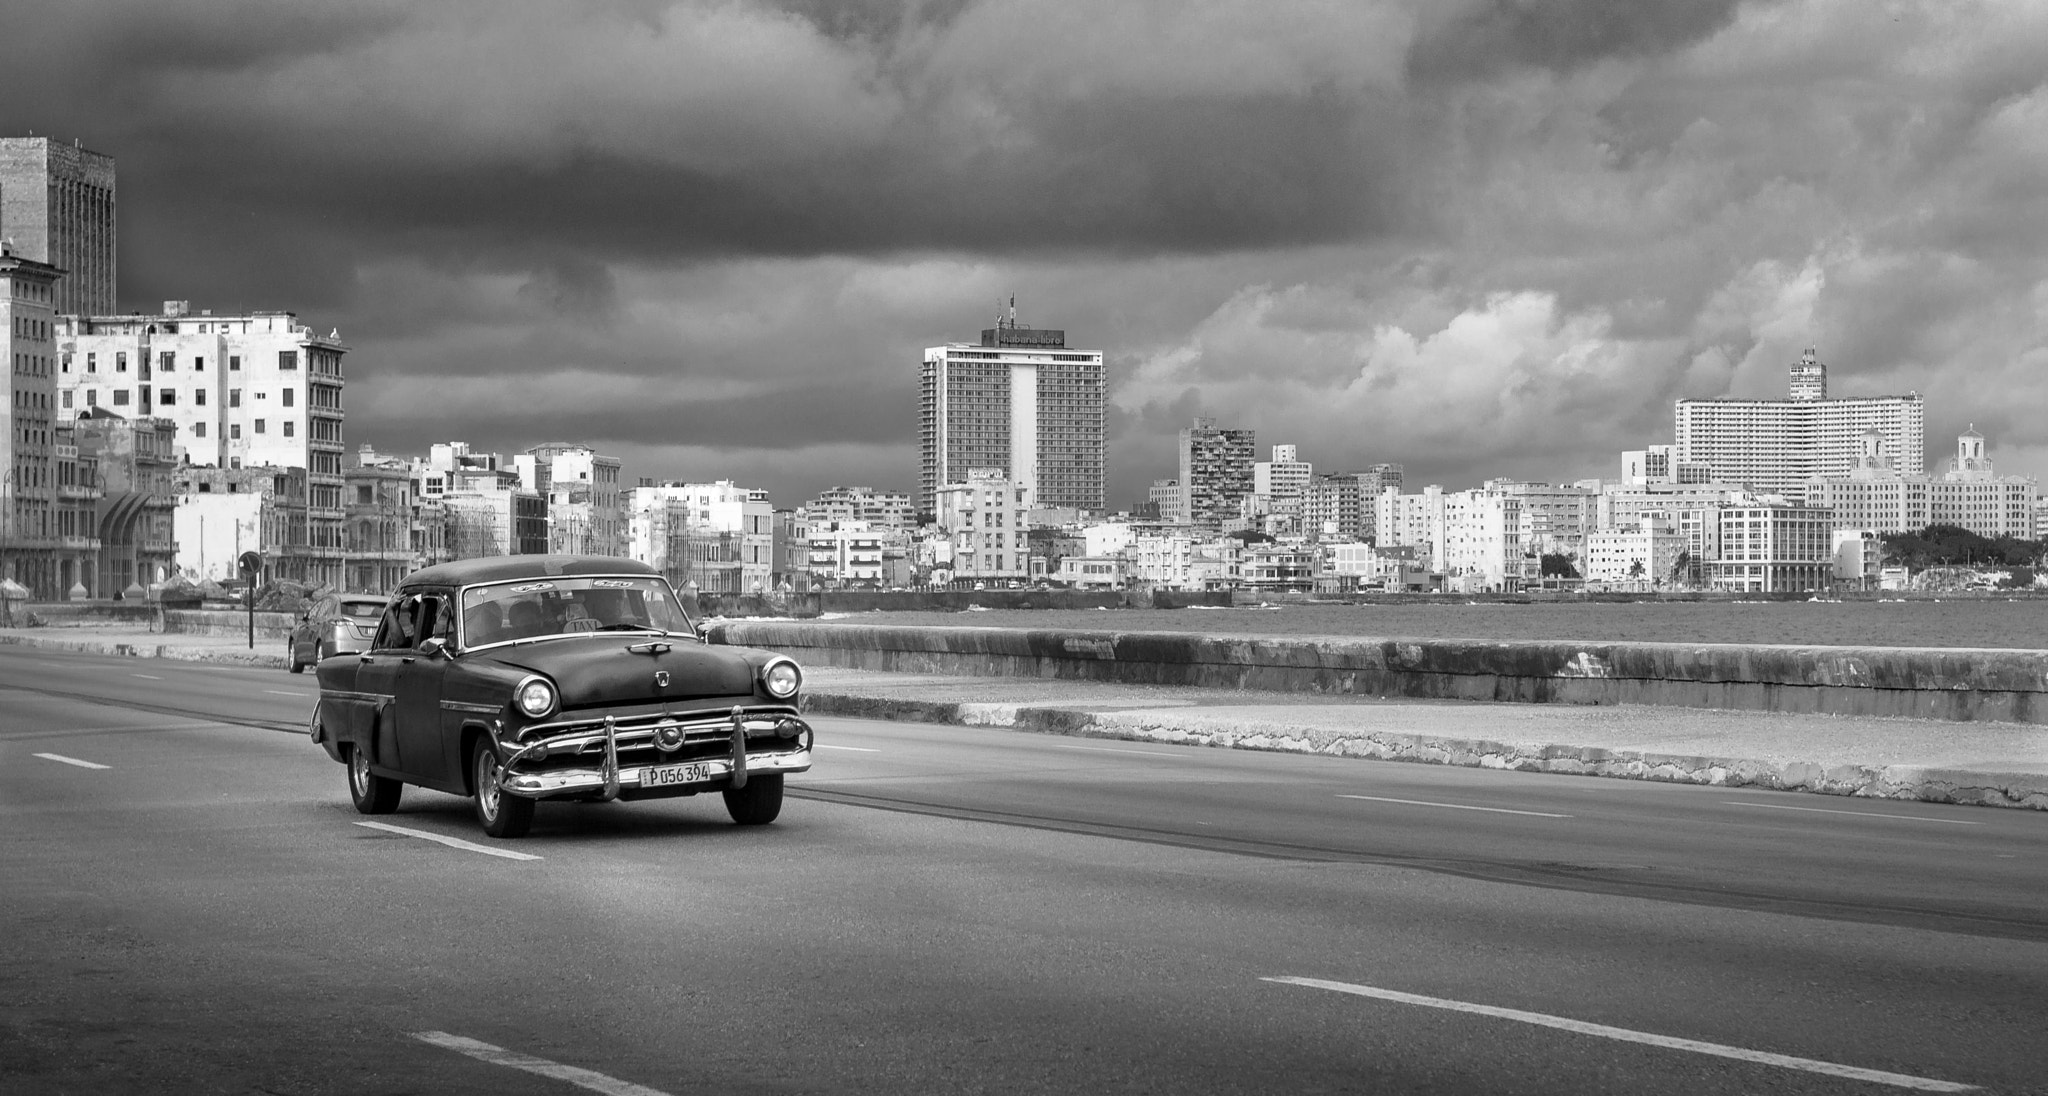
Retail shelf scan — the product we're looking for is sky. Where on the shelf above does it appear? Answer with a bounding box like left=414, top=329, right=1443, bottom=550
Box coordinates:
left=5, top=0, right=2046, bottom=509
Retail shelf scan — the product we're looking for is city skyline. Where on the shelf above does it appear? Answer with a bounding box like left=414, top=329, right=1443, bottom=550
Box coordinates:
left=3, top=2, right=2044, bottom=507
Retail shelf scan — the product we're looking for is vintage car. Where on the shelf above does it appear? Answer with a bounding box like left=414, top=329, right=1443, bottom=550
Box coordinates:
left=307, top=555, right=812, bottom=838
left=287, top=592, right=389, bottom=673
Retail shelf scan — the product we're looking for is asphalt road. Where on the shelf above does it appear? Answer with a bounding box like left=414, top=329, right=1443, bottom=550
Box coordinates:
left=3, top=645, right=2044, bottom=1095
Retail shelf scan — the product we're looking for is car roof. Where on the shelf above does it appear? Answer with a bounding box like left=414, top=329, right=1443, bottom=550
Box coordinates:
left=399, top=554, right=662, bottom=589
left=336, top=594, right=389, bottom=606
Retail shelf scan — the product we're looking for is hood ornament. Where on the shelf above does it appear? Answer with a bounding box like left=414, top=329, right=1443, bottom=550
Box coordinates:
left=654, top=670, right=670, bottom=689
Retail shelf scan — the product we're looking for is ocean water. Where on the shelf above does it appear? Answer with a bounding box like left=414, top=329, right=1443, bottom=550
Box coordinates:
left=807, top=598, right=2048, bottom=650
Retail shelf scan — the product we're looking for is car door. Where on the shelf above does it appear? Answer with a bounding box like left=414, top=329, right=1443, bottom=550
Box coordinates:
left=354, top=594, right=422, bottom=776
left=390, top=592, right=456, bottom=789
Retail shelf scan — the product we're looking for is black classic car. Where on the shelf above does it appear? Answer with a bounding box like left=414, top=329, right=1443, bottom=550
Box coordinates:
left=308, top=555, right=812, bottom=838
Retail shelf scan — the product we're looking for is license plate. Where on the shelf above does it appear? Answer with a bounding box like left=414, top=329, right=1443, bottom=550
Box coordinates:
left=641, top=762, right=712, bottom=788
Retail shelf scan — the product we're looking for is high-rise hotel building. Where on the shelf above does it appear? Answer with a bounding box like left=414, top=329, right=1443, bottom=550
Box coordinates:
left=1674, top=348, right=1924, bottom=500
left=919, top=311, right=1105, bottom=518
left=0, top=137, right=117, bottom=317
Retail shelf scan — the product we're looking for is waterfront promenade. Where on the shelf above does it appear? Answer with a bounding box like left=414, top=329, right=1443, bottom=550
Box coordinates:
left=5, top=621, right=2044, bottom=811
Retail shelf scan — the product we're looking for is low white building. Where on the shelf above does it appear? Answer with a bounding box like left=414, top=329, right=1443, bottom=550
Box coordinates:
left=629, top=480, right=773, bottom=593
left=935, top=469, right=1031, bottom=580
left=1129, top=533, right=1240, bottom=590
left=1055, top=555, right=1127, bottom=588
left=1375, top=484, right=1526, bottom=591
left=1584, top=517, right=1689, bottom=588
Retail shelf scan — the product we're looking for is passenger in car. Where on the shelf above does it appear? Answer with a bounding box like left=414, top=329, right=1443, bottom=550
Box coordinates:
left=506, top=600, right=546, bottom=639
left=466, top=602, right=505, bottom=646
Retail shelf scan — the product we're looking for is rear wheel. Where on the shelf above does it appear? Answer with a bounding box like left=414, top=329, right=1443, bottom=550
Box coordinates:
left=472, top=742, right=534, bottom=839
left=723, top=773, right=784, bottom=825
left=287, top=639, right=306, bottom=674
left=346, top=743, right=402, bottom=814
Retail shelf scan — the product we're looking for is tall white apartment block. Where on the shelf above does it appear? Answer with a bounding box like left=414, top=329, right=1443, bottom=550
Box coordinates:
left=934, top=468, right=1031, bottom=579
left=1374, top=484, right=1526, bottom=590
left=1253, top=445, right=1312, bottom=507
left=56, top=304, right=348, bottom=585
left=56, top=305, right=347, bottom=477
left=515, top=442, right=626, bottom=556
left=1674, top=348, right=1924, bottom=500
left=628, top=480, right=773, bottom=592
left=920, top=308, right=1106, bottom=517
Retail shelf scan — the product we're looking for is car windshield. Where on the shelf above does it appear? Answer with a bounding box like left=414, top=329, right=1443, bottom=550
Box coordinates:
left=339, top=601, right=385, bottom=620
left=459, top=576, right=696, bottom=647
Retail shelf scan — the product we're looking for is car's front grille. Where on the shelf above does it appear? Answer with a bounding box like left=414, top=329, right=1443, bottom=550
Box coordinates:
left=510, top=705, right=805, bottom=768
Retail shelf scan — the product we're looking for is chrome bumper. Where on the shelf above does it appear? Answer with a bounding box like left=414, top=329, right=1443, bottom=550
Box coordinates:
left=499, top=744, right=812, bottom=798
left=496, top=706, right=813, bottom=800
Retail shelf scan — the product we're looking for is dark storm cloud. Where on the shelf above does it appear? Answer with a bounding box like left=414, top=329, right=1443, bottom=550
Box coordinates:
left=1408, top=0, right=1753, bottom=83
left=8, top=0, right=2048, bottom=506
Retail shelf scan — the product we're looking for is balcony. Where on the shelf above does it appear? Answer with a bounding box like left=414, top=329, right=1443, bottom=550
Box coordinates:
left=58, top=536, right=101, bottom=550
left=58, top=484, right=102, bottom=501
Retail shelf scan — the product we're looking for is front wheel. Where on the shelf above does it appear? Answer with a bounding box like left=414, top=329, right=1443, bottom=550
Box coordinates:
left=472, top=742, right=534, bottom=839
left=723, top=773, right=784, bottom=825
left=346, top=744, right=402, bottom=814
left=287, top=640, right=306, bottom=674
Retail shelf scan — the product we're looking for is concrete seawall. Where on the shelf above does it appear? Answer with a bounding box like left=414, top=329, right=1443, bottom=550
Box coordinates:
left=707, top=621, right=2048, bottom=725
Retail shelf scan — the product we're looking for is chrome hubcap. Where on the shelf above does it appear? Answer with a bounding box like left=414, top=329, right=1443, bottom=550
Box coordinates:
left=477, top=752, right=500, bottom=818
left=350, top=750, right=368, bottom=795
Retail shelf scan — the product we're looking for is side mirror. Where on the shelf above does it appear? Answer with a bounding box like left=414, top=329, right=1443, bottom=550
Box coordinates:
left=419, top=637, right=448, bottom=658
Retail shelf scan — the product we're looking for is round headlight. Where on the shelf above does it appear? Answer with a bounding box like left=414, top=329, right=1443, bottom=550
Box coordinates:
left=516, top=678, right=557, bottom=718
left=762, top=660, right=801, bottom=699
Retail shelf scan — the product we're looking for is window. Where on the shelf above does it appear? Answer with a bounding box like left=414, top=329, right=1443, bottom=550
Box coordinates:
left=278, top=351, right=298, bottom=370
left=255, top=419, right=265, bottom=434
left=281, top=388, right=293, bottom=407
left=160, top=352, right=174, bottom=372
left=357, top=485, right=373, bottom=504
left=116, top=352, right=127, bottom=372
left=229, top=389, right=241, bottom=408
left=194, top=422, right=206, bottom=438
left=159, top=390, right=176, bottom=406
left=113, top=389, right=129, bottom=406
left=231, top=424, right=241, bottom=440
left=195, top=389, right=207, bottom=406
left=195, top=356, right=205, bottom=371
left=86, top=390, right=97, bottom=406
left=61, top=390, right=72, bottom=409
left=86, top=352, right=96, bottom=373
left=283, top=421, right=294, bottom=437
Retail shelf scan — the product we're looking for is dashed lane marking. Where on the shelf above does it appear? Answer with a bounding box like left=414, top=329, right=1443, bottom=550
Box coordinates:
left=411, top=1032, right=670, bottom=1095
left=1338, top=794, right=1571, bottom=818
left=264, top=690, right=310, bottom=697
left=131, top=673, right=162, bottom=680
left=1724, top=801, right=1983, bottom=825
left=1265, top=977, right=1976, bottom=1093
left=33, top=752, right=110, bottom=770
left=816, top=744, right=880, bottom=752
left=354, top=821, right=542, bottom=861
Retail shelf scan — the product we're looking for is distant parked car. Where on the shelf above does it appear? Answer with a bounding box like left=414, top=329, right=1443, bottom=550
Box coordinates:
left=307, top=555, right=813, bottom=838
left=288, top=593, right=388, bottom=672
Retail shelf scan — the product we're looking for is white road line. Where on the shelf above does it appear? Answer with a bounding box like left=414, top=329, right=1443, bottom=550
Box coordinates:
left=1337, top=794, right=1571, bottom=818
left=33, top=752, right=110, bottom=770
left=816, top=743, right=880, bottom=752
left=131, top=673, right=162, bottom=680
left=411, top=1032, right=670, bottom=1095
left=1054, top=743, right=1193, bottom=759
left=1724, top=801, right=1983, bottom=825
left=1265, top=977, right=1975, bottom=1093
left=264, top=689, right=310, bottom=697
left=354, top=821, right=542, bottom=861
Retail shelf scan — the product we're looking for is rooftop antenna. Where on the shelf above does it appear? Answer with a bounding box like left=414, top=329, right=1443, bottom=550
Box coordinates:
left=1008, top=295, right=1017, bottom=329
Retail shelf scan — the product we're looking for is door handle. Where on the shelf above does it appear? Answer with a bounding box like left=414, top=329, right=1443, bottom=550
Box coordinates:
left=359, top=655, right=374, bottom=663
left=401, top=657, right=416, bottom=664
